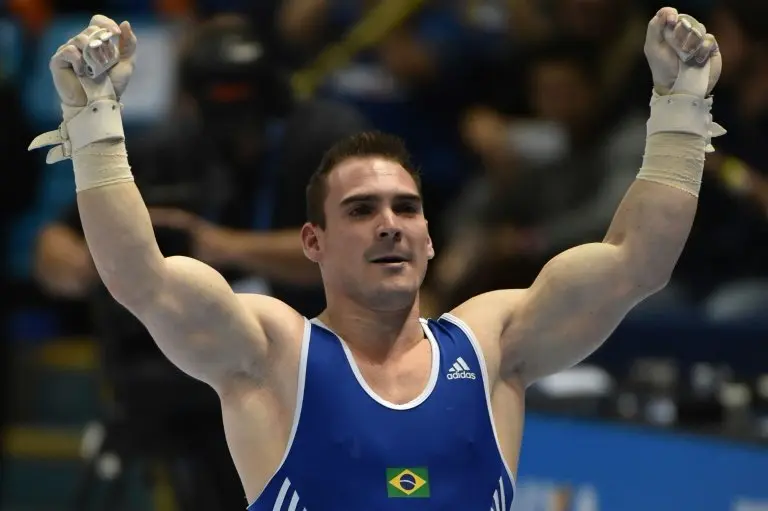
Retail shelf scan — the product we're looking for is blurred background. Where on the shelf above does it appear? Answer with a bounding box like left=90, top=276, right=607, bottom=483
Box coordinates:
left=1, top=0, right=768, bottom=509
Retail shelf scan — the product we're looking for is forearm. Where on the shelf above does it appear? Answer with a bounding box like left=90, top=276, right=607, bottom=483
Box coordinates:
left=604, top=132, right=705, bottom=289
left=223, top=230, right=320, bottom=285
left=75, top=141, right=165, bottom=305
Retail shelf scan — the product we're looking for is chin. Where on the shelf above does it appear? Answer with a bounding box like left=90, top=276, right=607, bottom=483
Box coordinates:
left=367, top=281, right=420, bottom=311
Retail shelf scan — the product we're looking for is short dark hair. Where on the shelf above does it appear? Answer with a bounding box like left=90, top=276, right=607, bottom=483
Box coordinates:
left=306, top=131, right=421, bottom=228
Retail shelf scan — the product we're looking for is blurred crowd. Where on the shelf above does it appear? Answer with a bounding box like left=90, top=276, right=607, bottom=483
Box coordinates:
left=2, top=0, right=768, bottom=509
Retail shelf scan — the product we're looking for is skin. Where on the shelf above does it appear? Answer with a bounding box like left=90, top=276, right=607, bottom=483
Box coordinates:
left=51, top=8, right=719, bottom=504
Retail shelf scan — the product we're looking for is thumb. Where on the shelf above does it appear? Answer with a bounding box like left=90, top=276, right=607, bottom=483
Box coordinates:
left=118, top=21, right=137, bottom=60
left=50, top=45, right=87, bottom=106
left=647, top=7, right=679, bottom=43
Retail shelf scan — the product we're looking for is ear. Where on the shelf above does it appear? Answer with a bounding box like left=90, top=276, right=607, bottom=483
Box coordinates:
left=301, top=222, right=322, bottom=263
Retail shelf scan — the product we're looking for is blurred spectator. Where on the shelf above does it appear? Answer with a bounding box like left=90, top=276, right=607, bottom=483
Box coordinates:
left=426, top=38, right=646, bottom=310
left=663, top=0, right=768, bottom=321
left=278, top=0, right=485, bottom=244
left=483, top=0, right=650, bottom=124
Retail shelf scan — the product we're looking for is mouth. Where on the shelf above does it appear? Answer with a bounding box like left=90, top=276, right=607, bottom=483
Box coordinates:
left=369, top=255, right=411, bottom=264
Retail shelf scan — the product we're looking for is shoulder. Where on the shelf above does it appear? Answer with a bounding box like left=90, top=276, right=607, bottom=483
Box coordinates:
left=236, top=293, right=308, bottom=354
left=444, top=289, right=529, bottom=387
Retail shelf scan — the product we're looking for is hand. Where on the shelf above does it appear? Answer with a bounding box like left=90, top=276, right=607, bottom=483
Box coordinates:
left=35, top=225, right=98, bottom=298
left=50, top=14, right=137, bottom=111
left=47, top=246, right=98, bottom=298
left=149, top=208, right=240, bottom=267
left=462, top=107, right=515, bottom=168
left=644, top=7, right=721, bottom=97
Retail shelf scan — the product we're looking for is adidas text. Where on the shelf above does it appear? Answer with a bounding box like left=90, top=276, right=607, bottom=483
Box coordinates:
left=447, top=371, right=476, bottom=380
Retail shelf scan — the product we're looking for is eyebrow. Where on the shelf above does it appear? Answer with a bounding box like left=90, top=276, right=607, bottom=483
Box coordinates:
left=339, top=193, right=422, bottom=207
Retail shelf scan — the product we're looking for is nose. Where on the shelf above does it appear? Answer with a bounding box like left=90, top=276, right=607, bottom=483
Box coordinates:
left=376, top=210, right=402, bottom=241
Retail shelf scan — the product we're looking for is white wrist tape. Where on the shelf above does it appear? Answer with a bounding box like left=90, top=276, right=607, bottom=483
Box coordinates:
left=637, top=133, right=706, bottom=196
left=636, top=91, right=726, bottom=197
left=72, top=141, right=133, bottom=192
left=29, top=101, right=132, bottom=192
left=28, top=74, right=133, bottom=192
left=28, top=99, right=125, bottom=164
left=646, top=90, right=726, bottom=152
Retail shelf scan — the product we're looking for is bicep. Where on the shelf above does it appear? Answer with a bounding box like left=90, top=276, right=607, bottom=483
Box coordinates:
left=460, top=243, right=647, bottom=386
left=132, top=256, right=267, bottom=386
left=510, top=243, right=650, bottom=383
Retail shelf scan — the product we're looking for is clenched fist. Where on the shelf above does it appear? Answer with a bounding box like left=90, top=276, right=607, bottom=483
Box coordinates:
left=31, top=14, right=137, bottom=163
left=644, top=7, right=721, bottom=97
left=50, top=14, right=137, bottom=112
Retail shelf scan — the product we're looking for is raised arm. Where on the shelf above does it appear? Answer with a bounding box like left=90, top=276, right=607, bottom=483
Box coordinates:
left=30, top=16, right=299, bottom=388
left=453, top=8, right=725, bottom=385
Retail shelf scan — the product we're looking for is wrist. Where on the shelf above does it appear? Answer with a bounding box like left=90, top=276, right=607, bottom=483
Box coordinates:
left=646, top=90, right=722, bottom=144
left=637, top=133, right=706, bottom=196
left=72, top=140, right=133, bottom=192
left=29, top=98, right=126, bottom=166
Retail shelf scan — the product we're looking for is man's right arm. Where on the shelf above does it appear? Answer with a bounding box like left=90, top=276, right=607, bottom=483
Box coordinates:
left=31, top=15, right=303, bottom=389
left=78, top=177, right=298, bottom=386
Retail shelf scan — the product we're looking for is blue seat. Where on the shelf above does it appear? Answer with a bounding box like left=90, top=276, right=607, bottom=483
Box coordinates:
left=0, top=18, right=23, bottom=82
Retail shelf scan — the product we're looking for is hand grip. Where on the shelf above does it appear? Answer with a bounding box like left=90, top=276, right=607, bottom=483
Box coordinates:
left=671, top=60, right=710, bottom=96
left=662, top=15, right=711, bottom=96
left=83, top=29, right=120, bottom=79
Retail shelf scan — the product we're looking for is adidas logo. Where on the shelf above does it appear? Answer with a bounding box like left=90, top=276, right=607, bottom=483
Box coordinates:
left=273, top=477, right=307, bottom=511
left=447, top=357, right=476, bottom=380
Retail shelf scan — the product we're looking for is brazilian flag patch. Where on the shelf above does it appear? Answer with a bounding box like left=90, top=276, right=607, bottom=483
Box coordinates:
left=386, top=467, right=430, bottom=498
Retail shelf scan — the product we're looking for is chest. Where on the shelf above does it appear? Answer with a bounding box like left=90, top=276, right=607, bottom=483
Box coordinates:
left=257, top=321, right=515, bottom=511
left=351, top=343, right=433, bottom=405
left=295, top=340, right=493, bottom=467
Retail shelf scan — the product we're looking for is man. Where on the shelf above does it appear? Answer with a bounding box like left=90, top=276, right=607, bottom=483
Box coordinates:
left=29, top=8, right=722, bottom=509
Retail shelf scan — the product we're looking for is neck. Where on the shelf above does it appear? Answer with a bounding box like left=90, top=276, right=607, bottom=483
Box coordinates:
left=318, top=293, right=424, bottom=361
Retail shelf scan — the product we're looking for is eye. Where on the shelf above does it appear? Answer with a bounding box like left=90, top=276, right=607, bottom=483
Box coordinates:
left=349, top=205, right=373, bottom=217
left=394, top=202, right=420, bottom=215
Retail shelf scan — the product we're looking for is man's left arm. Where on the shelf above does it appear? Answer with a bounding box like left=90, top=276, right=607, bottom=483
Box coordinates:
left=461, top=178, right=697, bottom=384
left=452, top=7, right=724, bottom=385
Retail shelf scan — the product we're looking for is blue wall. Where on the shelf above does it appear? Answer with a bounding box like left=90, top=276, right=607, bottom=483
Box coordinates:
left=513, top=413, right=768, bottom=511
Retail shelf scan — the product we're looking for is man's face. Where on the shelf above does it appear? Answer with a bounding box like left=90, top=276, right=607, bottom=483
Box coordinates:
left=302, top=157, right=434, bottom=310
